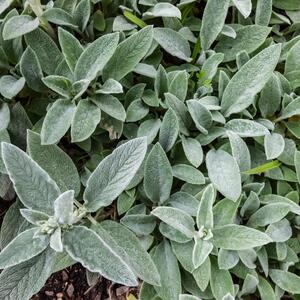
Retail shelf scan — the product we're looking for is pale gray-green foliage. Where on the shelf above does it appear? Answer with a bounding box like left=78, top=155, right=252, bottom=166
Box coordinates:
left=84, top=138, right=147, bottom=211
left=206, top=149, right=241, bottom=201
left=1, top=0, right=300, bottom=298
left=221, top=44, right=281, bottom=116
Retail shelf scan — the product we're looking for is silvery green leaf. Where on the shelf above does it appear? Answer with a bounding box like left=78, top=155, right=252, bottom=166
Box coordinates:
left=113, top=15, right=137, bottom=32
left=221, top=44, right=281, bottom=117
left=160, top=223, right=191, bottom=243
left=152, top=240, right=182, bottom=300
left=43, top=8, right=76, bottom=27
left=159, top=108, right=179, bottom=152
left=144, top=143, right=173, bottom=203
left=227, top=131, right=251, bottom=181
left=0, top=228, right=49, bottom=269
left=41, top=99, right=76, bottom=145
left=27, top=131, right=80, bottom=195
left=50, top=227, right=63, bottom=252
left=63, top=225, right=138, bottom=286
left=277, top=138, right=296, bottom=166
left=20, top=46, right=45, bottom=92
left=25, top=28, right=63, bottom=75
left=139, top=282, right=158, bottom=300
left=0, top=249, right=55, bottom=300
left=212, top=224, right=272, bottom=250
left=58, top=27, right=83, bottom=72
left=168, top=192, right=199, bottom=217
left=155, top=65, right=169, bottom=99
left=193, top=256, right=211, bottom=291
left=143, top=3, right=181, bottom=19
left=96, top=78, right=123, bottom=94
left=2, top=142, right=60, bottom=214
left=200, top=53, right=224, bottom=83
left=221, top=25, right=237, bottom=38
left=153, top=28, right=192, bottom=62
left=2, top=15, right=39, bottom=40
left=258, top=73, right=282, bottom=118
left=238, top=249, right=257, bottom=269
left=173, top=164, right=205, bottom=185
left=187, top=100, right=212, bottom=135
left=197, top=184, right=215, bottom=229
left=215, top=25, right=271, bottom=62
left=71, top=99, right=101, bottom=142
left=225, top=119, right=269, bottom=137
left=121, top=214, right=156, bottom=236
left=210, top=258, right=234, bottom=300
left=142, top=89, right=159, bottom=107
left=277, top=97, right=300, bottom=121
left=84, top=137, right=147, bottom=211
left=0, top=76, right=25, bottom=99
left=0, top=0, right=12, bottom=14
left=206, top=149, right=241, bottom=202
left=266, top=219, right=292, bottom=242
left=240, top=274, right=258, bottom=296
left=168, top=70, right=188, bottom=101
left=100, top=220, right=161, bottom=286
left=200, top=0, right=230, bottom=50
left=264, top=133, right=285, bottom=160
left=0, top=103, right=9, bottom=132
left=269, top=269, right=300, bottom=294
left=138, top=118, right=161, bottom=145
left=218, top=249, right=239, bottom=270
left=54, top=190, right=74, bottom=225
left=20, top=209, right=49, bottom=225
left=247, top=203, right=291, bottom=227
left=0, top=130, right=10, bottom=172
left=182, top=136, right=203, bottom=168
left=73, top=0, right=90, bottom=31
left=295, top=151, right=300, bottom=184
left=193, top=238, right=213, bottom=268
left=0, top=201, right=29, bottom=249
left=232, top=0, right=252, bottom=18
left=257, top=275, right=276, bottom=300
left=74, top=32, right=119, bottom=82
left=255, top=0, right=272, bottom=26
left=260, top=194, right=300, bottom=215
left=165, top=93, right=191, bottom=135
left=285, top=40, right=300, bottom=75
left=103, top=26, right=153, bottom=81
left=92, top=94, right=125, bottom=121
left=42, top=75, right=71, bottom=98
left=152, top=207, right=195, bottom=238
left=126, top=99, right=149, bottom=122
left=240, top=191, right=260, bottom=217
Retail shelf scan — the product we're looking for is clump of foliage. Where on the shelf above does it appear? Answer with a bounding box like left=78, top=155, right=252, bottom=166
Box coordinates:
left=1, top=0, right=300, bottom=299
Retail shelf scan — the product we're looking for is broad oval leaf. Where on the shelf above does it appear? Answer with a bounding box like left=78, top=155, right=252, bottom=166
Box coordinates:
left=225, top=119, right=269, bottom=137
left=2, top=142, right=60, bottom=214
left=221, top=44, right=281, bottom=117
left=206, top=149, right=241, bottom=202
left=182, top=136, right=203, bottom=168
left=103, top=26, right=153, bottom=81
left=0, top=228, right=49, bottom=269
left=213, top=224, right=272, bottom=250
left=75, top=32, right=119, bottom=82
left=264, top=133, right=285, bottom=160
left=3, top=15, right=39, bottom=40
left=200, top=0, right=230, bottom=50
left=84, top=137, right=147, bottom=212
left=63, top=226, right=138, bottom=286
left=71, top=99, right=101, bottom=142
left=269, top=269, right=300, bottom=294
left=152, top=206, right=195, bottom=238
left=41, top=99, right=76, bottom=145
left=144, top=143, right=173, bottom=203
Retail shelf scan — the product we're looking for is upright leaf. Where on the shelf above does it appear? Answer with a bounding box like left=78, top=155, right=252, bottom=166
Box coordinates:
left=84, top=138, right=147, bottom=211
left=144, top=143, right=173, bottom=203
left=75, top=32, right=119, bottom=81
left=103, top=26, right=153, bottom=81
left=2, top=142, right=60, bottom=214
left=206, top=149, right=241, bottom=202
left=200, top=0, right=230, bottom=50
left=221, top=44, right=281, bottom=117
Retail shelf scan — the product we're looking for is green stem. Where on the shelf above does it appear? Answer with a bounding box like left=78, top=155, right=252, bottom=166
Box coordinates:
left=74, top=199, right=98, bottom=225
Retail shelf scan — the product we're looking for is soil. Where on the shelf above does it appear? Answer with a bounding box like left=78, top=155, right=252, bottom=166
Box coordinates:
left=31, top=263, right=139, bottom=300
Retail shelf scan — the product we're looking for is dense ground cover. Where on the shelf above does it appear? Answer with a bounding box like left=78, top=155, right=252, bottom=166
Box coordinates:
left=1, top=0, right=300, bottom=299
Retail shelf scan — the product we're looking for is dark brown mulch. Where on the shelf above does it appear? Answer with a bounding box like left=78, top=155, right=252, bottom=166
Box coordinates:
left=31, top=263, right=139, bottom=300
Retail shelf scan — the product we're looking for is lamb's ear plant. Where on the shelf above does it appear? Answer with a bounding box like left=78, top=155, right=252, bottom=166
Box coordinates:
left=2, top=0, right=300, bottom=299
